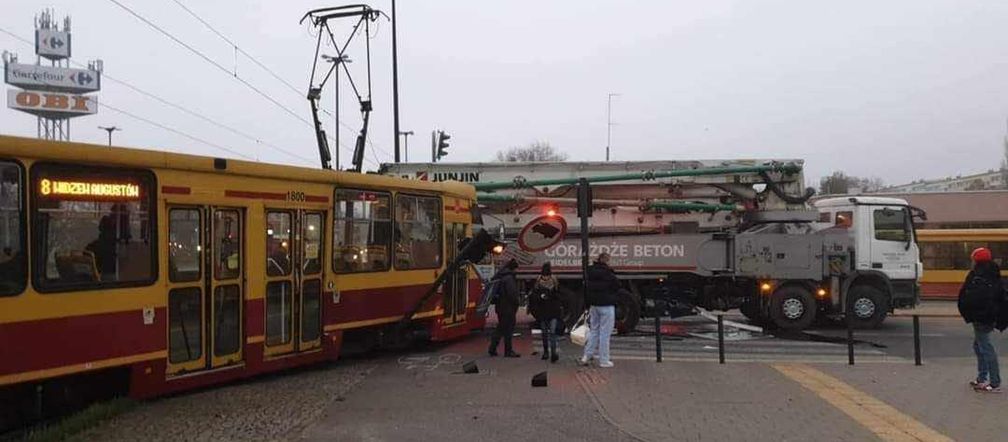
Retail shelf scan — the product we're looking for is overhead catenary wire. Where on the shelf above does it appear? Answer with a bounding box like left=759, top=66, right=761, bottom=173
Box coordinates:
left=106, top=0, right=306, bottom=125
left=170, top=0, right=300, bottom=98
left=167, top=0, right=391, bottom=162
left=107, top=0, right=380, bottom=166
left=99, top=101, right=253, bottom=160
left=0, top=25, right=378, bottom=168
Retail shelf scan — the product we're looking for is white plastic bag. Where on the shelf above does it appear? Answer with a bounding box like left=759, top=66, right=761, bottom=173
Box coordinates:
left=569, top=311, right=589, bottom=346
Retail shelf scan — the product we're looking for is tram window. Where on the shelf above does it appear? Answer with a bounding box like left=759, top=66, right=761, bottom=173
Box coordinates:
left=922, top=241, right=1008, bottom=270
left=214, top=285, right=241, bottom=357
left=266, top=211, right=292, bottom=277
left=169, top=209, right=201, bottom=282
left=0, top=162, right=25, bottom=296
left=395, top=195, right=442, bottom=270
left=168, top=287, right=202, bottom=364
left=214, top=210, right=241, bottom=280
left=301, top=279, right=321, bottom=343
left=32, top=165, right=155, bottom=291
left=333, top=190, right=391, bottom=273
left=873, top=209, right=908, bottom=242
left=265, top=281, right=292, bottom=346
left=303, top=213, right=323, bottom=275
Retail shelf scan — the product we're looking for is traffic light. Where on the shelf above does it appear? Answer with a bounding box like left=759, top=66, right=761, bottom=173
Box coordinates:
left=436, top=130, right=451, bottom=160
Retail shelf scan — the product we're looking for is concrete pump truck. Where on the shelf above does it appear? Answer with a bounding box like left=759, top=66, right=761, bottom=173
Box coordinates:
left=381, top=160, right=923, bottom=331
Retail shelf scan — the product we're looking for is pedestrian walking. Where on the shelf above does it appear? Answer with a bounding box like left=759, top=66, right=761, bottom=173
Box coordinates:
left=488, top=259, right=521, bottom=358
left=529, top=262, right=563, bottom=363
left=579, top=253, right=620, bottom=368
left=957, top=247, right=1008, bottom=393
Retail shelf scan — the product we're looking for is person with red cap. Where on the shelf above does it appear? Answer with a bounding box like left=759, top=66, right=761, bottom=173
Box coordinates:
left=958, top=247, right=1007, bottom=393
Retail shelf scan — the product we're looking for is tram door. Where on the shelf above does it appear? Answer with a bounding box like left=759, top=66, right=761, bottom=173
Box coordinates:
left=443, top=223, right=469, bottom=325
left=263, top=210, right=324, bottom=357
left=166, top=207, right=244, bottom=375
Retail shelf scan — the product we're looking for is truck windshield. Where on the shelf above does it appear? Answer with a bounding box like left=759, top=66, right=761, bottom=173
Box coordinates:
left=873, top=208, right=909, bottom=242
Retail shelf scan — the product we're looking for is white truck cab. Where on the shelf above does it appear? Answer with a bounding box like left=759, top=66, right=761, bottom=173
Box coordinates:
left=814, top=196, right=923, bottom=312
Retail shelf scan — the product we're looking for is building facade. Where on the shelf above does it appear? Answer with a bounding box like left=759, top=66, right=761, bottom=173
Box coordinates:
left=883, top=170, right=1006, bottom=193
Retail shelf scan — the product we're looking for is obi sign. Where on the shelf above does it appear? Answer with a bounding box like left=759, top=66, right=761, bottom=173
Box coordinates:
left=7, top=89, right=97, bottom=117
left=518, top=215, right=567, bottom=252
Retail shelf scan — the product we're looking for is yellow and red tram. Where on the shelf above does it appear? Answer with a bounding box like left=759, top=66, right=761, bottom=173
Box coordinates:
left=0, top=135, right=483, bottom=419
left=916, top=228, right=1008, bottom=299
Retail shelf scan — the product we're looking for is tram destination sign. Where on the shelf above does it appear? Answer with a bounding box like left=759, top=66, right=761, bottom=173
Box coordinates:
left=4, top=62, right=100, bottom=93
left=38, top=178, right=140, bottom=200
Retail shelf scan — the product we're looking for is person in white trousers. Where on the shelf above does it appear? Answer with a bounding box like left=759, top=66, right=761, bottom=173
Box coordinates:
left=580, top=253, right=619, bottom=368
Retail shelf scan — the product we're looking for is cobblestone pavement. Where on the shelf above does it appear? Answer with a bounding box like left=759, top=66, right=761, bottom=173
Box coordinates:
left=74, top=362, right=374, bottom=442
left=301, top=333, right=632, bottom=441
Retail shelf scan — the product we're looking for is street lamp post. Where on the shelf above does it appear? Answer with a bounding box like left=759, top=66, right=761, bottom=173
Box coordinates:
left=606, top=92, right=620, bottom=161
left=398, top=130, right=414, bottom=162
left=98, top=126, right=121, bottom=146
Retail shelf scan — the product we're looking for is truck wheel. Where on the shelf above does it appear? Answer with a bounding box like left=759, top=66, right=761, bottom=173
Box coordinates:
left=846, top=286, right=888, bottom=329
left=769, top=286, right=816, bottom=330
left=616, top=289, right=641, bottom=334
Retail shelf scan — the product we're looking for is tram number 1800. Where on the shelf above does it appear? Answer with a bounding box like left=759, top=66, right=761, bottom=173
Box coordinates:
left=287, top=191, right=306, bottom=202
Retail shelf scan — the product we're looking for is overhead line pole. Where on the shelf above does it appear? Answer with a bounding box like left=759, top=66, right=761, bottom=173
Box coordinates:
left=606, top=92, right=620, bottom=162
left=392, top=0, right=401, bottom=163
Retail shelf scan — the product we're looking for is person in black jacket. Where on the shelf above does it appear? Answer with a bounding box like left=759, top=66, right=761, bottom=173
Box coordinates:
left=958, top=247, right=1007, bottom=392
left=529, top=262, right=563, bottom=362
left=579, top=253, right=620, bottom=368
left=488, top=259, right=521, bottom=357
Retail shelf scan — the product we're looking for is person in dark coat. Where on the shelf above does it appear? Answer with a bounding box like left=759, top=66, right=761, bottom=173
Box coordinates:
left=529, top=262, right=563, bottom=362
left=958, top=247, right=1007, bottom=392
left=86, top=215, right=118, bottom=280
left=579, top=253, right=620, bottom=368
left=488, top=259, right=521, bottom=357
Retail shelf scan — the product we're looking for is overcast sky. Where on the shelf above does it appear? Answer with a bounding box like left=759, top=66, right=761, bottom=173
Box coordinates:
left=2, top=1, right=1007, bottom=186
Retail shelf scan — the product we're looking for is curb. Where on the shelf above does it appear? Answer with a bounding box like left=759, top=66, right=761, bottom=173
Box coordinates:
left=892, top=312, right=959, bottom=318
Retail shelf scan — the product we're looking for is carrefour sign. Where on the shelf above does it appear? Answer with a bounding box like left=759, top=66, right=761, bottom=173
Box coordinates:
left=4, top=62, right=100, bottom=93
left=36, top=29, right=71, bottom=60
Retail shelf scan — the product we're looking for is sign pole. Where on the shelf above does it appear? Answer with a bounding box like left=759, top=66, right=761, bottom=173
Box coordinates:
left=6, top=10, right=101, bottom=142
left=578, top=178, right=591, bottom=311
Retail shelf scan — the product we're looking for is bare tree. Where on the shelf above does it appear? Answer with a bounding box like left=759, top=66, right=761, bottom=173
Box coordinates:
left=1001, top=125, right=1008, bottom=188
left=819, top=171, right=885, bottom=195
left=494, top=141, right=568, bottom=162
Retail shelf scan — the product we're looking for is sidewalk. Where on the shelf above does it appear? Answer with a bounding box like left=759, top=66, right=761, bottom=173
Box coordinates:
left=300, top=308, right=1005, bottom=441
left=297, top=327, right=875, bottom=441
left=300, top=328, right=633, bottom=441
left=816, top=361, right=1006, bottom=441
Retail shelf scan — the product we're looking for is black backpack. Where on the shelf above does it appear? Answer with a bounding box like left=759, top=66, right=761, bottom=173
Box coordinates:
left=962, top=274, right=1000, bottom=322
